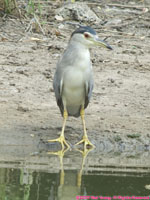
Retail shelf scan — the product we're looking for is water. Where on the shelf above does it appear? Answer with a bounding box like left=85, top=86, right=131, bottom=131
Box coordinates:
left=0, top=167, right=150, bottom=199
left=0, top=148, right=150, bottom=200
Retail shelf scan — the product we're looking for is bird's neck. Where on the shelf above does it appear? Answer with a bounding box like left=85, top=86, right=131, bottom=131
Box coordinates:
left=69, top=41, right=91, bottom=63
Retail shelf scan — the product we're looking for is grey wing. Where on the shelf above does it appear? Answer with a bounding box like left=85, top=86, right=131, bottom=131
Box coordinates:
left=53, top=69, right=64, bottom=116
left=53, top=48, right=72, bottom=116
left=84, top=77, right=94, bottom=109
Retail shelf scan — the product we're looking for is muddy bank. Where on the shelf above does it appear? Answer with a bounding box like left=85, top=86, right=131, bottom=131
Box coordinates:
left=0, top=1, right=150, bottom=165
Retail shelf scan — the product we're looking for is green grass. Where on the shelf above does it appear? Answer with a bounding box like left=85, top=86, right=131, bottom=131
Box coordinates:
left=26, top=0, right=42, bottom=17
left=4, top=0, right=13, bottom=13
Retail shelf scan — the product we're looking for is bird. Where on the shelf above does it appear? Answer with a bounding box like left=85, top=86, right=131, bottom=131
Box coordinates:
left=48, top=26, right=112, bottom=151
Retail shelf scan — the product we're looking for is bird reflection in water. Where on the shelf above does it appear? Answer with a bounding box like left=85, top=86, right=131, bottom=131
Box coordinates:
left=47, top=147, right=93, bottom=200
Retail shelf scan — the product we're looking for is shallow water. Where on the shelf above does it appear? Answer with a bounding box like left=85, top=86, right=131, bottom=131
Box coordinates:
left=0, top=167, right=150, bottom=199
left=0, top=147, right=150, bottom=200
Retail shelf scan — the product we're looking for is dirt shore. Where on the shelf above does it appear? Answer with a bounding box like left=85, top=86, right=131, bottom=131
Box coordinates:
left=0, top=1, right=150, bottom=162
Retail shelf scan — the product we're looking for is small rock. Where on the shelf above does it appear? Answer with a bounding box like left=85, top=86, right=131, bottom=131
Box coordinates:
left=9, top=83, right=16, bottom=86
left=43, top=71, right=52, bottom=79
left=58, top=24, right=65, bottom=29
left=55, top=15, right=64, bottom=21
left=56, top=3, right=101, bottom=23
left=110, top=78, right=115, bottom=83
left=123, top=61, right=128, bottom=64
left=16, top=68, right=29, bottom=76
left=17, top=105, right=30, bottom=112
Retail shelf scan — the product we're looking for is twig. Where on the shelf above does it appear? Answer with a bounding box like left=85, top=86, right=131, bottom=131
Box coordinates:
left=87, top=2, right=150, bottom=10
left=109, top=18, right=139, bottom=29
left=107, top=3, right=149, bottom=10
left=25, top=18, right=34, bottom=32
left=96, top=29, right=142, bottom=39
left=25, top=15, right=45, bottom=35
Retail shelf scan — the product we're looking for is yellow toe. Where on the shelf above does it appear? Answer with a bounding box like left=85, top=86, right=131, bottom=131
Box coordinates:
left=48, top=135, right=70, bottom=150
left=75, top=136, right=95, bottom=149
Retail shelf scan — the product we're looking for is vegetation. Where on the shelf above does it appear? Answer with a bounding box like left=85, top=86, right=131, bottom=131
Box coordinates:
left=0, top=0, right=76, bottom=15
left=0, top=0, right=17, bottom=14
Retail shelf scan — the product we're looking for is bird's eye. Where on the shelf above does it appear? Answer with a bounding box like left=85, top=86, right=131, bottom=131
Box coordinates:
left=84, top=33, right=90, bottom=38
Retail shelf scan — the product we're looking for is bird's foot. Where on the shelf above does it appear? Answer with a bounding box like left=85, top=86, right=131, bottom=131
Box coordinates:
left=47, top=135, right=70, bottom=150
left=75, top=136, right=95, bottom=150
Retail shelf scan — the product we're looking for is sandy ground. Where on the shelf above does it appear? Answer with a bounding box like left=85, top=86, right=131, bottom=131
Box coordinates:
left=0, top=0, right=150, bottom=167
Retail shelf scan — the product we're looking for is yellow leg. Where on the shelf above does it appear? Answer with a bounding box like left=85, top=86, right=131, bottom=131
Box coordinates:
left=75, top=108, right=95, bottom=150
left=48, top=110, right=70, bottom=150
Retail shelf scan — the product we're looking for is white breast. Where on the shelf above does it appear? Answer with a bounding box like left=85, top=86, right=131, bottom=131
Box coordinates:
left=63, top=68, right=85, bottom=106
left=61, top=43, right=92, bottom=114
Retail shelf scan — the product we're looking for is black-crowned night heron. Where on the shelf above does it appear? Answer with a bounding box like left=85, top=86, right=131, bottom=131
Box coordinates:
left=49, top=26, right=112, bottom=150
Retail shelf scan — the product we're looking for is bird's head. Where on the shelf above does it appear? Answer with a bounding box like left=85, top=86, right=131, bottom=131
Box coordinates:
left=70, top=26, right=112, bottom=50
